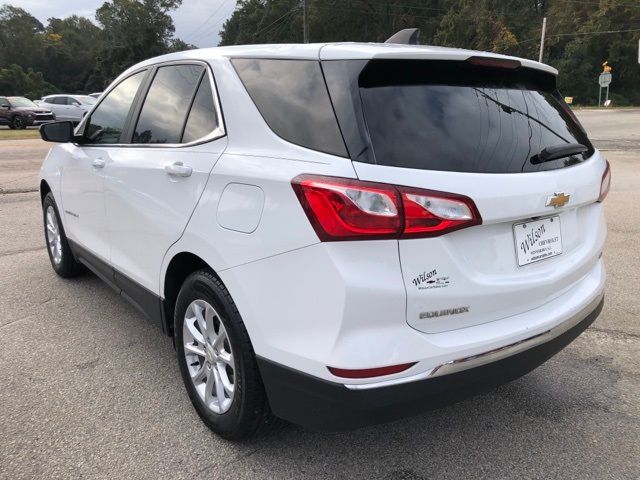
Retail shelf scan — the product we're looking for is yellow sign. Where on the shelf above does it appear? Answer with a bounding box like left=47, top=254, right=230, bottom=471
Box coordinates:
left=564, top=97, right=573, bottom=104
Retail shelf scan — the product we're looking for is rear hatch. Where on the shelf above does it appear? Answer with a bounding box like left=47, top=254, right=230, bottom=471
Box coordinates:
left=323, top=57, right=607, bottom=333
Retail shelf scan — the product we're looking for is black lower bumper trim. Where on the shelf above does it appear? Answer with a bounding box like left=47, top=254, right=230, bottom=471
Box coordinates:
left=257, top=297, right=604, bottom=432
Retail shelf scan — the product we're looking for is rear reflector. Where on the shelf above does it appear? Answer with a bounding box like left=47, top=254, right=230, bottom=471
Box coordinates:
left=292, top=175, right=482, bottom=241
left=328, top=362, right=416, bottom=379
left=598, top=160, right=611, bottom=202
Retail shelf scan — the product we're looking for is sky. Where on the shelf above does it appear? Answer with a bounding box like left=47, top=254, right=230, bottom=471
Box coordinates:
left=3, top=0, right=238, bottom=47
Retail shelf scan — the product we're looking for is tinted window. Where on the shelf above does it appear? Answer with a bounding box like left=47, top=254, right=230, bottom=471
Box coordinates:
left=85, top=71, right=145, bottom=144
left=353, top=60, right=592, bottom=173
left=133, top=65, right=203, bottom=144
left=53, top=97, right=67, bottom=105
left=232, top=59, right=347, bottom=157
left=182, top=74, right=218, bottom=143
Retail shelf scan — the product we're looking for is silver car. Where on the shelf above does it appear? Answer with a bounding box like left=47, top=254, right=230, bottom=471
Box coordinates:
left=39, top=94, right=97, bottom=123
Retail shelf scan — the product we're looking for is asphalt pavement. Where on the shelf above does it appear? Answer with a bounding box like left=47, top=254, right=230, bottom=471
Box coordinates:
left=0, top=110, right=638, bottom=479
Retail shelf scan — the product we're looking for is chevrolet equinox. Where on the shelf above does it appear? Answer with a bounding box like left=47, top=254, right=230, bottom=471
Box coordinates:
left=38, top=40, right=609, bottom=440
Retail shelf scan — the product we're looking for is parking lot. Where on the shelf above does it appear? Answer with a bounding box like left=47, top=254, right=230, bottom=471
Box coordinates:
left=1, top=110, right=639, bottom=479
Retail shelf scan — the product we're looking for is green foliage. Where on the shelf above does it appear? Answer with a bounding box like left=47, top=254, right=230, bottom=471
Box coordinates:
left=220, top=0, right=640, bottom=105
left=0, top=1, right=191, bottom=98
left=0, top=64, right=57, bottom=99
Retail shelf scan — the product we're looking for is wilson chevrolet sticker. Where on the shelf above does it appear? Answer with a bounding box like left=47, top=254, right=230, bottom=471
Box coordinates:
left=411, top=269, right=451, bottom=290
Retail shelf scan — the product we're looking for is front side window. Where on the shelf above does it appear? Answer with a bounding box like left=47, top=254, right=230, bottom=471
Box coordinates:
left=133, top=65, right=204, bottom=144
left=232, top=58, right=347, bottom=157
left=85, top=71, right=145, bottom=144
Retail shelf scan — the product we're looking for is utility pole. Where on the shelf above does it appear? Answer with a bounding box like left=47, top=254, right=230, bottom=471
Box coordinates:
left=302, top=0, right=308, bottom=44
left=538, top=17, right=547, bottom=63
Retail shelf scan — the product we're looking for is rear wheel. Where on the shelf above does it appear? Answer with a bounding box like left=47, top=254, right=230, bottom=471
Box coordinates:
left=174, top=270, right=274, bottom=440
left=43, top=192, right=83, bottom=277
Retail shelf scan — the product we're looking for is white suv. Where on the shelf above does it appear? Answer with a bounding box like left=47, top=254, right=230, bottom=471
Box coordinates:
left=38, top=41, right=609, bottom=440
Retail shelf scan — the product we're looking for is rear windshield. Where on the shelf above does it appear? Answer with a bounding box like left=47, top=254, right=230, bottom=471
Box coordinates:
left=325, top=60, right=593, bottom=174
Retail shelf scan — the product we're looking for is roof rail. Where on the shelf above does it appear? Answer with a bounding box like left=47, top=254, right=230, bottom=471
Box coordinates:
left=385, top=28, right=420, bottom=45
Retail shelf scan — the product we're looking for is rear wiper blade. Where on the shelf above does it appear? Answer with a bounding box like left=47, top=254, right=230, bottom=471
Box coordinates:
left=530, top=143, right=588, bottom=164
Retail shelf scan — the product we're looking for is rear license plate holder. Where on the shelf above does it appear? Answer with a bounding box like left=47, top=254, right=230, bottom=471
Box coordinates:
left=513, top=216, right=562, bottom=267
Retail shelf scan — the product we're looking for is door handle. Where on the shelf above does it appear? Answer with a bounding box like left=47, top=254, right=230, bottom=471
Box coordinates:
left=164, top=162, right=192, bottom=178
left=92, top=158, right=105, bottom=168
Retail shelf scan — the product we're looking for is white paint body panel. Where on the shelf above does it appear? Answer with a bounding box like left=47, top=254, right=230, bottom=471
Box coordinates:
left=39, top=43, right=606, bottom=391
left=99, top=138, right=227, bottom=292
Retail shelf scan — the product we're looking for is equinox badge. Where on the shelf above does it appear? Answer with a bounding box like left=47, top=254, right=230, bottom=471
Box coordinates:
left=546, top=192, right=570, bottom=209
left=419, top=306, right=470, bottom=319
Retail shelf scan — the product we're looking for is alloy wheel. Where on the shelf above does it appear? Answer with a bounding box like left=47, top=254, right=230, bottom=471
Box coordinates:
left=45, top=206, right=63, bottom=265
left=183, top=299, right=235, bottom=414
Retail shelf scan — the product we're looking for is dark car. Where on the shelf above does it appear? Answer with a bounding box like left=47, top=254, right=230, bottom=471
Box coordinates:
left=0, top=96, right=55, bottom=129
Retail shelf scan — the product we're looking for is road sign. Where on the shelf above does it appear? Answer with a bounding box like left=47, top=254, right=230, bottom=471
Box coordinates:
left=598, top=72, right=612, bottom=87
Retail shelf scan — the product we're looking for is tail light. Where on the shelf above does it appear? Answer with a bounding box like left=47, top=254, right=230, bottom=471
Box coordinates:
left=598, top=160, right=611, bottom=202
left=292, top=175, right=482, bottom=241
left=328, top=362, right=416, bottom=379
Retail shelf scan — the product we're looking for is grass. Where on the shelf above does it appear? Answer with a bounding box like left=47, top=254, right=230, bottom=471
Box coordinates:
left=0, top=127, right=41, bottom=140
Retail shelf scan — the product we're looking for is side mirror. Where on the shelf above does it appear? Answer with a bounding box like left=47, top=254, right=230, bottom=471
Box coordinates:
left=40, top=121, right=76, bottom=143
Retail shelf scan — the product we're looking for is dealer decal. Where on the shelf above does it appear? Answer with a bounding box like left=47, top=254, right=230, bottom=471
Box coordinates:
left=411, top=269, right=451, bottom=290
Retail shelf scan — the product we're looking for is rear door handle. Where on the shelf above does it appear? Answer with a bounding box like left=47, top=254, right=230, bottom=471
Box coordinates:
left=164, top=162, right=192, bottom=178
left=92, top=158, right=105, bottom=168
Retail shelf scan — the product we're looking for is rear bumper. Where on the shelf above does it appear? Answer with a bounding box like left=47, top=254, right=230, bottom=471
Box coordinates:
left=258, top=296, right=604, bottom=432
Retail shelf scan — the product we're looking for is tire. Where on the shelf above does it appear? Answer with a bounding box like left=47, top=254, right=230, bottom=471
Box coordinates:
left=11, top=115, right=26, bottom=130
left=43, top=192, right=83, bottom=278
left=174, top=270, right=274, bottom=440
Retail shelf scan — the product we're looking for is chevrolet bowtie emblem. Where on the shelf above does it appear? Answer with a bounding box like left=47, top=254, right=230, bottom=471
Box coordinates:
left=546, top=192, right=570, bottom=208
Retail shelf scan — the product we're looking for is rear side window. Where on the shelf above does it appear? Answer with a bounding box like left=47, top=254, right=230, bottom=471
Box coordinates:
left=53, top=97, right=67, bottom=105
left=133, top=65, right=204, bottom=144
left=182, top=74, right=218, bottom=143
left=232, top=58, right=347, bottom=157
left=85, top=71, right=146, bottom=144
left=326, top=59, right=593, bottom=174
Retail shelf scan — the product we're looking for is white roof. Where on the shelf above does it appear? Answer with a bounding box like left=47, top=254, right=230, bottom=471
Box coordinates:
left=129, top=42, right=557, bottom=76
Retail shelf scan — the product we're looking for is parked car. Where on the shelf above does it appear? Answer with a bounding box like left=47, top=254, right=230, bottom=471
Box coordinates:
left=88, top=92, right=102, bottom=99
left=39, top=94, right=97, bottom=123
left=37, top=35, right=609, bottom=440
left=0, top=96, right=55, bottom=129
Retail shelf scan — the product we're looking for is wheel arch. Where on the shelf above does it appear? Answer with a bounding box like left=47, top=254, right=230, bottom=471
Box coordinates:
left=40, top=179, right=52, bottom=204
left=163, top=251, right=215, bottom=336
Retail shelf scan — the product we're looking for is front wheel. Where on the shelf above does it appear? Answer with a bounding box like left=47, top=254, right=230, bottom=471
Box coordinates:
left=43, top=192, right=83, bottom=277
left=174, top=270, right=274, bottom=440
left=11, top=115, right=25, bottom=130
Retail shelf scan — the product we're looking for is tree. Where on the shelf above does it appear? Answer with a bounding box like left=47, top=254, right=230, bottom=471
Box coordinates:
left=0, top=64, right=57, bottom=98
left=94, top=0, right=183, bottom=82
left=0, top=6, right=45, bottom=69
left=42, top=16, right=104, bottom=93
left=219, top=0, right=640, bottom=105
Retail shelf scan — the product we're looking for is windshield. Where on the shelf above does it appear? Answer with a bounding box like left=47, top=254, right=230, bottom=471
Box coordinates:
left=8, top=97, right=37, bottom=108
left=324, top=60, right=594, bottom=174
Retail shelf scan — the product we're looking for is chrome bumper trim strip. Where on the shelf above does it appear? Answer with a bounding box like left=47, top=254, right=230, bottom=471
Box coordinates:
left=428, top=292, right=604, bottom=378
left=344, top=292, right=603, bottom=390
